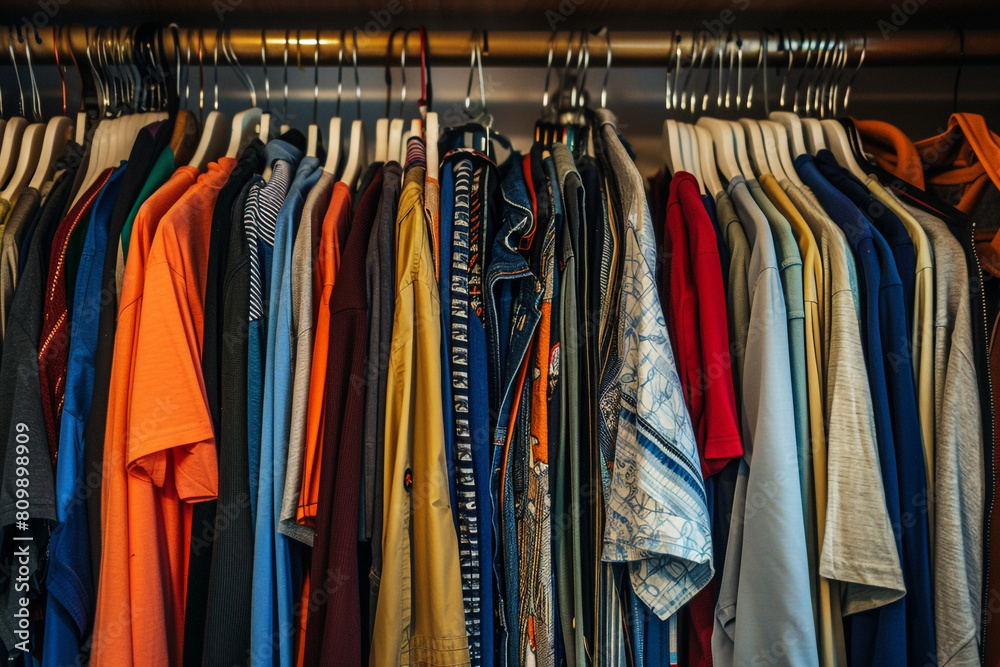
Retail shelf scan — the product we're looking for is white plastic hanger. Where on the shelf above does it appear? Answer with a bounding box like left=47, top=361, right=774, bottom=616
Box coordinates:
left=189, top=30, right=229, bottom=170
left=753, top=119, right=790, bottom=182
left=728, top=121, right=755, bottom=180
left=821, top=118, right=869, bottom=181
left=761, top=119, right=804, bottom=187
left=323, top=31, right=349, bottom=175
left=661, top=120, right=683, bottom=175
left=0, top=118, right=27, bottom=194
left=802, top=118, right=826, bottom=154
left=696, top=117, right=741, bottom=183
left=739, top=119, right=771, bottom=177
left=694, top=125, right=724, bottom=197
left=339, top=30, right=366, bottom=188
left=29, top=116, right=73, bottom=190
left=0, top=123, right=44, bottom=203
left=683, top=123, right=706, bottom=194
left=769, top=110, right=808, bottom=158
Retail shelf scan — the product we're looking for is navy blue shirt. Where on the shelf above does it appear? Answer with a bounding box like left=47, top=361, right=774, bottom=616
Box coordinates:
left=814, top=150, right=917, bottom=337
left=796, top=154, right=907, bottom=667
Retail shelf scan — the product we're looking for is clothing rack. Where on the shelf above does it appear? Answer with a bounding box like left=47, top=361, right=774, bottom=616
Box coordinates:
left=2, top=27, right=1000, bottom=67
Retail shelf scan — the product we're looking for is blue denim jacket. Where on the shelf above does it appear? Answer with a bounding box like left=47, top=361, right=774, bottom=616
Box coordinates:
left=487, top=152, right=541, bottom=667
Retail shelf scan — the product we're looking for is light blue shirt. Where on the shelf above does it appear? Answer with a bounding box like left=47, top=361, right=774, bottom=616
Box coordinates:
left=747, top=180, right=816, bottom=602
left=713, top=177, right=819, bottom=667
left=251, top=154, right=321, bottom=667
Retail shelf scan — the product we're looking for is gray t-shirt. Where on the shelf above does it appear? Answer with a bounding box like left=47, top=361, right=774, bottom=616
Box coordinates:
left=278, top=171, right=334, bottom=545
left=896, top=195, right=983, bottom=667
left=781, top=180, right=906, bottom=614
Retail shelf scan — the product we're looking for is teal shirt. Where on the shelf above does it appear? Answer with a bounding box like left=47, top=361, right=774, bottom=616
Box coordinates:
left=121, top=146, right=175, bottom=260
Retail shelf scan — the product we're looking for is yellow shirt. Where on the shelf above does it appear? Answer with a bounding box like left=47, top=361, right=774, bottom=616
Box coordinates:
left=374, top=160, right=471, bottom=667
left=865, top=177, right=936, bottom=550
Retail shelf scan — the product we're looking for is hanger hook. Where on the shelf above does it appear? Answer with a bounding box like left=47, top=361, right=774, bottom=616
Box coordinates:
left=792, top=29, right=811, bottom=113
left=384, top=29, right=401, bottom=118
left=719, top=30, right=733, bottom=110
left=223, top=28, right=256, bottom=108
left=313, top=29, right=320, bottom=124
left=571, top=31, right=589, bottom=109
left=212, top=28, right=220, bottom=112
left=283, top=29, right=290, bottom=123
left=8, top=25, right=25, bottom=117
left=734, top=30, right=744, bottom=110
left=400, top=29, right=412, bottom=117
left=55, top=25, right=67, bottom=116
left=843, top=31, right=866, bottom=111
left=464, top=30, right=487, bottom=120
left=541, top=30, right=556, bottom=115
left=684, top=31, right=705, bottom=113
left=670, top=30, right=682, bottom=111
left=747, top=30, right=765, bottom=111
left=21, top=23, right=42, bottom=121
left=352, top=29, right=361, bottom=119
left=335, top=30, right=345, bottom=117
left=261, top=29, right=270, bottom=113
left=600, top=28, right=611, bottom=108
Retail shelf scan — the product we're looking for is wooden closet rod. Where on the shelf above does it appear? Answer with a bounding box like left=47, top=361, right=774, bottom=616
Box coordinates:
left=1, top=27, right=998, bottom=67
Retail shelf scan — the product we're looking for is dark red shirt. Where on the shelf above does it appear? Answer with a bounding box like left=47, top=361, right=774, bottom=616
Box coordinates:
left=38, top=168, right=114, bottom=464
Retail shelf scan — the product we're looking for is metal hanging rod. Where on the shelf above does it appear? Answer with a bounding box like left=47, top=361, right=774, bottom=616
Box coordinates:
left=0, top=26, right=997, bottom=67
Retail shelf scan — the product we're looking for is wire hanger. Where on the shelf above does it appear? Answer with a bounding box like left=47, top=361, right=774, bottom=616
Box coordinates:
left=662, top=31, right=684, bottom=176
left=420, top=26, right=441, bottom=182
left=323, top=30, right=345, bottom=175
left=400, top=29, right=423, bottom=160
left=224, top=27, right=262, bottom=159
left=189, top=28, right=229, bottom=170
left=259, top=29, right=272, bottom=142
left=279, top=29, right=291, bottom=134
left=29, top=25, right=74, bottom=191
left=375, top=29, right=399, bottom=162
left=387, top=30, right=410, bottom=164
left=0, top=27, right=31, bottom=194
left=463, top=30, right=492, bottom=153
left=338, top=28, right=366, bottom=188
left=305, top=29, right=321, bottom=157
left=1, top=26, right=45, bottom=202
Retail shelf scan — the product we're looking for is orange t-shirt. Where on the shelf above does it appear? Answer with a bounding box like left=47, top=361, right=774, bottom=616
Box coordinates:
left=90, top=159, right=234, bottom=667
left=297, top=182, right=351, bottom=525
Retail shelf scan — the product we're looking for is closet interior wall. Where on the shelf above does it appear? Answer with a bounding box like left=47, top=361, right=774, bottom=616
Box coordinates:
left=1, top=28, right=999, bottom=177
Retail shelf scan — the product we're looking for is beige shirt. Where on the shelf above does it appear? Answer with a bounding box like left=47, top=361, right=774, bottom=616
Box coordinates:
left=375, top=161, right=470, bottom=666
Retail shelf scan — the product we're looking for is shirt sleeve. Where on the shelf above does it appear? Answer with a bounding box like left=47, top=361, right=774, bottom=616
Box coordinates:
left=127, top=253, right=217, bottom=502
